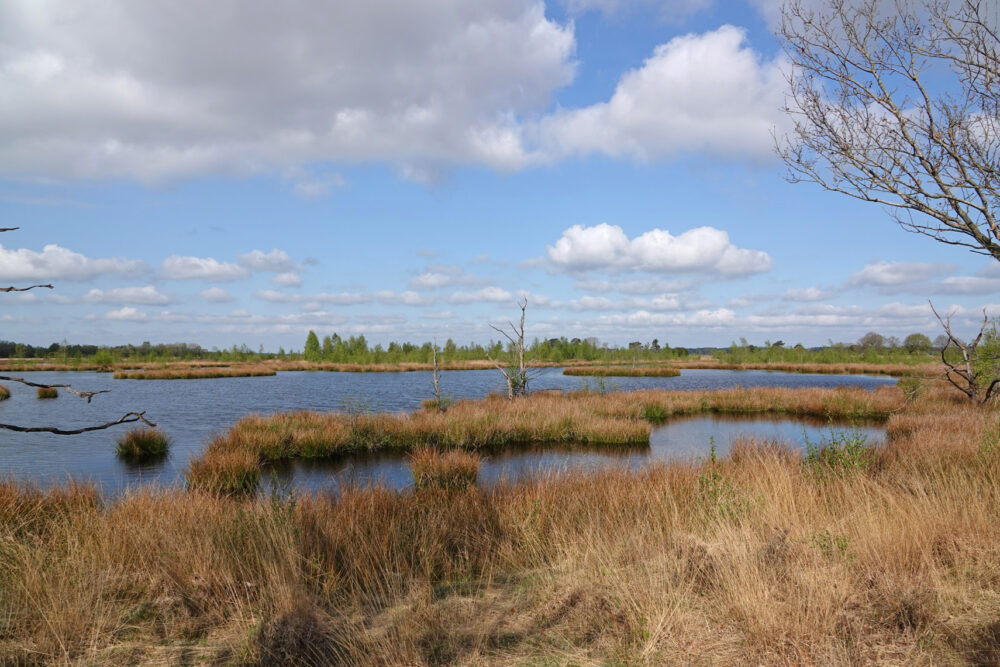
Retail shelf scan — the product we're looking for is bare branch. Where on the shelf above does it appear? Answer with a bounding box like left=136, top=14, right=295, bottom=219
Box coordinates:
left=0, top=227, right=19, bottom=233
left=0, top=375, right=112, bottom=403
left=1, top=284, right=54, bottom=293
left=0, top=411, right=156, bottom=435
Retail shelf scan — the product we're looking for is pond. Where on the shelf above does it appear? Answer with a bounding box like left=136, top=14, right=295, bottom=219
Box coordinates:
left=0, top=367, right=895, bottom=493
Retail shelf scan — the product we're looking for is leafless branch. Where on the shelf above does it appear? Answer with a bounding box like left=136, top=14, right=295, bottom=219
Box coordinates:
left=0, top=227, right=19, bottom=233
left=1, top=284, right=54, bottom=293
left=0, top=375, right=112, bottom=403
left=0, top=411, right=156, bottom=435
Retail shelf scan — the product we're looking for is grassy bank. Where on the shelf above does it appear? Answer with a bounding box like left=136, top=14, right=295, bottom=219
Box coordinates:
left=563, top=365, right=681, bottom=377
left=187, top=386, right=902, bottom=493
left=1, top=384, right=998, bottom=664
left=113, top=366, right=277, bottom=380
left=672, top=359, right=937, bottom=377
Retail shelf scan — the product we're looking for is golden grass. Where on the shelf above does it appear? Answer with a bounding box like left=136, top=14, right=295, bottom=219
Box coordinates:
left=115, top=428, right=170, bottom=459
left=35, top=386, right=58, bottom=399
left=672, top=359, right=939, bottom=377
left=186, top=385, right=902, bottom=497
left=0, top=384, right=8, bottom=401
left=114, top=366, right=277, bottom=380
left=1, top=384, right=998, bottom=663
left=563, top=365, right=681, bottom=377
left=409, top=448, right=481, bottom=491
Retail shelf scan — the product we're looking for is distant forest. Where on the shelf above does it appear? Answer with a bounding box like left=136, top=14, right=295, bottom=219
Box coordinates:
left=0, top=329, right=940, bottom=365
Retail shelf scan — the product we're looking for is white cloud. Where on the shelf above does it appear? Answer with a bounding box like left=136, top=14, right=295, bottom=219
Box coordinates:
left=783, top=287, right=835, bottom=302
left=0, top=244, right=147, bottom=281
left=271, top=272, right=303, bottom=287
left=847, top=261, right=953, bottom=290
left=450, top=287, right=515, bottom=304
left=237, top=249, right=300, bottom=273
left=539, top=26, right=787, bottom=161
left=546, top=223, right=771, bottom=276
left=199, top=287, right=234, bottom=303
left=0, top=1, right=574, bottom=182
left=105, top=306, right=147, bottom=321
left=564, top=0, right=712, bottom=21
left=575, top=277, right=693, bottom=295
left=161, top=255, right=250, bottom=281
left=83, top=285, right=171, bottom=305
left=410, top=272, right=456, bottom=290
left=934, top=276, right=1000, bottom=294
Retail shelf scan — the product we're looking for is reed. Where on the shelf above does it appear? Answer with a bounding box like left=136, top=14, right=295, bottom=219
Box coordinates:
left=0, top=384, right=997, bottom=664
left=409, top=448, right=481, bottom=491
left=114, top=366, right=277, bottom=380
left=564, top=365, right=681, bottom=377
left=36, top=386, right=58, bottom=399
left=186, top=385, right=903, bottom=493
left=0, top=385, right=8, bottom=401
left=115, top=428, right=170, bottom=459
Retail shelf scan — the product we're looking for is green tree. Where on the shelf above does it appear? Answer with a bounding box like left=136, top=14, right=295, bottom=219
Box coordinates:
left=304, top=330, right=321, bottom=362
left=903, top=333, right=932, bottom=354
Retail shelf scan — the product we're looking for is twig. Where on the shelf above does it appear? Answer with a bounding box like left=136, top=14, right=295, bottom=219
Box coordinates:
left=0, top=375, right=112, bottom=403
left=1, top=284, right=54, bottom=293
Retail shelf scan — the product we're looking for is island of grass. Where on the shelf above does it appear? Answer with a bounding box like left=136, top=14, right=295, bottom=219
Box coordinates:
left=563, top=365, right=681, bottom=377
left=4, top=381, right=1000, bottom=664
left=113, top=366, right=277, bottom=380
left=185, top=385, right=900, bottom=494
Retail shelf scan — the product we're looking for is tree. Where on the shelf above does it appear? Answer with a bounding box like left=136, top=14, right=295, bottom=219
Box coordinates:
left=931, top=303, right=1000, bottom=403
left=857, top=331, right=885, bottom=349
left=0, top=227, right=154, bottom=434
left=486, top=298, right=538, bottom=399
left=303, top=330, right=321, bottom=362
left=904, top=332, right=933, bottom=353
left=777, top=0, right=1000, bottom=259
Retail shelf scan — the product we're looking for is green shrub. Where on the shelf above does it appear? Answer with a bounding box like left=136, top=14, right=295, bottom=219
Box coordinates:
left=116, top=428, right=170, bottom=459
left=804, top=426, right=873, bottom=478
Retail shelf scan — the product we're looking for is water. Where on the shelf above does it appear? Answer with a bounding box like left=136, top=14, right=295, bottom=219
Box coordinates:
left=0, top=368, right=895, bottom=493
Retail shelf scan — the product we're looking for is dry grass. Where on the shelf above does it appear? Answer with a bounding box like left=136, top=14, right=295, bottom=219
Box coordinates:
left=0, top=384, right=9, bottom=401
left=672, top=359, right=939, bottom=377
left=409, top=448, right=481, bottom=491
left=563, top=365, right=681, bottom=377
left=35, top=386, right=58, bottom=399
left=1, top=383, right=998, bottom=664
left=185, top=386, right=902, bottom=491
left=115, top=428, right=170, bottom=460
left=114, top=365, right=277, bottom=380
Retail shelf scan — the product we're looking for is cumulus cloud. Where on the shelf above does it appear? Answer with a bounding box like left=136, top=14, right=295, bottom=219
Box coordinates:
left=83, top=285, right=171, bottom=305
left=539, top=26, right=787, bottom=161
left=0, top=244, right=147, bottom=281
left=161, top=255, right=250, bottom=281
left=546, top=223, right=771, bottom=276
left=783, top=287, right=836, bottom=302
left=847, top=261, right=953, bottom=291
left=237, top=249, right=299, bottom=273
left=449, top=287, right=515, bottom=304
left=105, top=306, right=147, bottom=321
left=255, top=289, right=433, bottom=306
left=199, top=287, right=235, bottom=303
left=564, top=0, right=712, bottom=20
left=271, top=272, right=303, bottom=287
left=0, top=1, right=574, bottom=182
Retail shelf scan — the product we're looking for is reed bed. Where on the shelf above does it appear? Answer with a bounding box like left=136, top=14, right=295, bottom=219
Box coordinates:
left=0, top=384, right=8, bottom=401
left=114, top=366, right=277, bottom=380
left=187, top=386, right=903, bottom=494
left=1, top=385, right=998, bottom=664
left=115, top=428, right=170, bottom=460
left=672, top=359, right=939, bottom=377
left=563, top=365, right=681, bottom=377
left=35, top=386, right=58, bottom=399
left=409, top=448, right=481, bottom=491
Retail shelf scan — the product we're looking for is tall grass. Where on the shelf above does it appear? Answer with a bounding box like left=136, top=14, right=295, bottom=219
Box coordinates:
left=0, top=385, right=9, bottom=401
left=409, top=448, right=481, bottom=491
left=564, top=365, right=681, bottom=377
left=36, top=386, right=58, bottom=399
left=115, top=428, right=170, bottom=460
left=0, top=384, right=997, bottom=663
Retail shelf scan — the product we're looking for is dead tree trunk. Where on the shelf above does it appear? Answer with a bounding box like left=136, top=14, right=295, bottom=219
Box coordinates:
left=487, top=298, right=531, bottom=399
left=930, top=301, right=1000, bottom=403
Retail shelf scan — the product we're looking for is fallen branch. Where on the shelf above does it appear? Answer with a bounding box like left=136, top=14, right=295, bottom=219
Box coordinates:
left=1, top=284, right=54, bottom=293
left=0, top=375, right=111, bottom=403
left=0, top=411, right=156, bottom=435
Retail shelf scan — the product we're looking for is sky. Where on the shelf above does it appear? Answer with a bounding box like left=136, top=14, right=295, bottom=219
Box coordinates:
left=1, top=0, right=997, bottom=351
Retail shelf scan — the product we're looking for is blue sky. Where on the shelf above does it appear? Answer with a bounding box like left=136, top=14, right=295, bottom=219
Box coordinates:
left=1, top=0, right=997, bottom=350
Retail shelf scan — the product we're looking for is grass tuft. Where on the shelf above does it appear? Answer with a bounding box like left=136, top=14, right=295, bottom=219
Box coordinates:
left=115, top=428, right=170, bottom=460
left=409, top=448, right=481, bottom=491
left=0, top=384, right=9, bottom=401
left=36, top=386, right=58, bottom=399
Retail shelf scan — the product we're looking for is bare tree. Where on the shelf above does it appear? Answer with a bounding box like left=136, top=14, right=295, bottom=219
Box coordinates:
left=1, top=227, right=155, bottom=433
left=930, top=302, right=1000, bottom=403
left=486, top=297, right=538, bottom=399
left=777, top=0, right=1000, bottom=259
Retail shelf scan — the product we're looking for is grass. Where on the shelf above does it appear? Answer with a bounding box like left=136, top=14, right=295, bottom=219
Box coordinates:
left=409, top=448, right=481, bottom=491
left=563, top=365, right=681, bottom=377
left=0, top=385, right=8, bottom=401
left=115, top=428, right=170, bottom=460
left=36, top=386, right=58, bottom=399
left=185, top=385, right=902, bottom=498
left=0, top=383, right=998, bottom=663
left=114, top=366, right=277, bottom=380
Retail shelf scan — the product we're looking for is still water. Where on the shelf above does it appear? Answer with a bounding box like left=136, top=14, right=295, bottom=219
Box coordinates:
left=0, top=368, right=895, bottom=493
